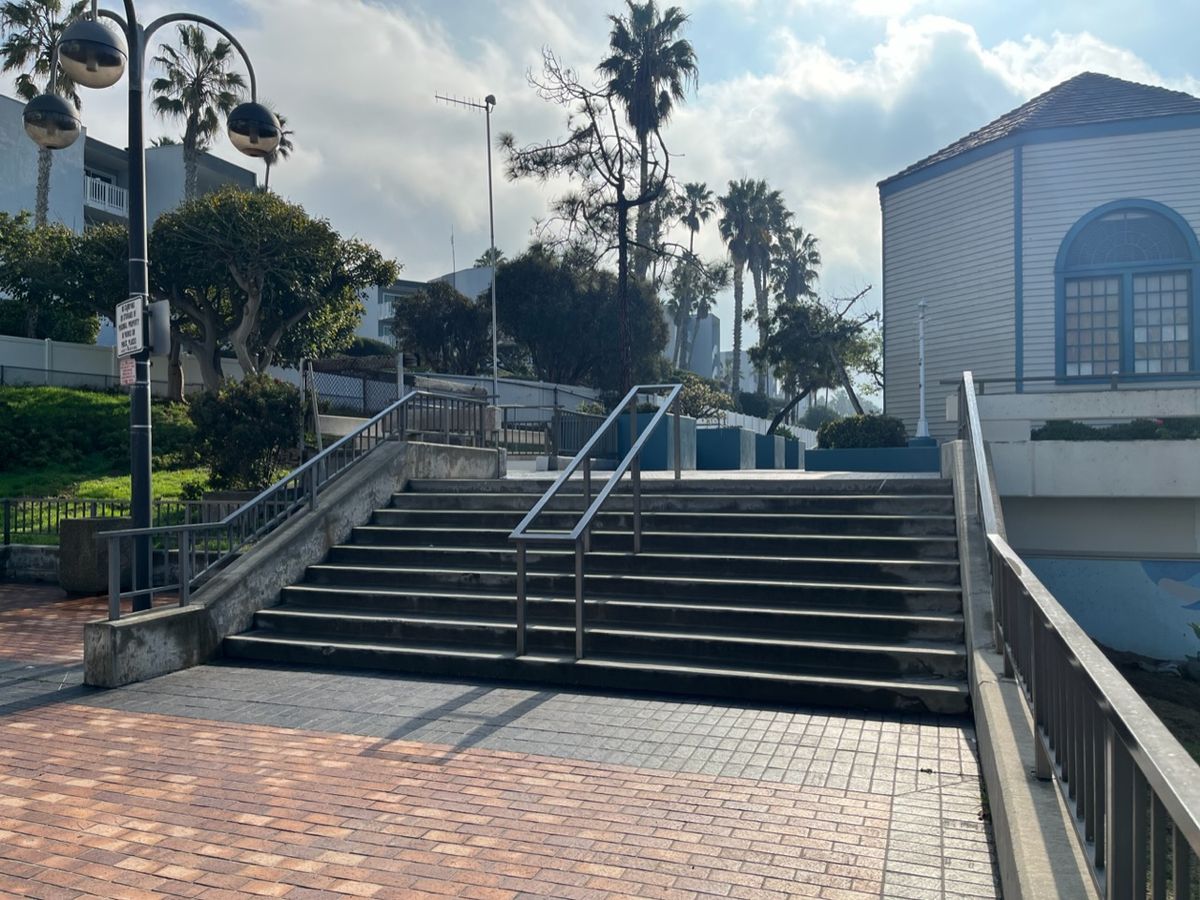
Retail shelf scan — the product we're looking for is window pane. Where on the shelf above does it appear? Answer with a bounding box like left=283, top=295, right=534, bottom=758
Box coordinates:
left=1132, top=270, right=1190, bottom=374
left=1064, top=277, right=1122, bottom=376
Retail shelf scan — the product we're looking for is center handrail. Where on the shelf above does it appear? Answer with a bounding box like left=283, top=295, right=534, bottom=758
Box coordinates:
left=958, top=370, right=1200, bottom=897
left=510, top=383, right=684, bottom=658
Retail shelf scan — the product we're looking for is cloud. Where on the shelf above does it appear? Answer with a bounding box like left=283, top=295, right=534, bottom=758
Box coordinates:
left=4, top=0, right=1196, bottom=361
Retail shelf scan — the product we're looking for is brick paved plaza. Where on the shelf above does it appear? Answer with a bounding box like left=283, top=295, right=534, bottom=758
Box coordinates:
left=0, top=586, right=999, bottom=898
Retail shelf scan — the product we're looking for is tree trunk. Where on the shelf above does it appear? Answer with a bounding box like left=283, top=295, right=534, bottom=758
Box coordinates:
left=829, top=343, right=864, bottom=415
left=34, top=147, right=52, bottom=227
left=264, top=161, right=271, bottom=192
left=671, top=301, right=689, bottom=368
left=183, top=329, right=223, bottom=392
left=752, top=259, right=769, bottom=396
left=767, top=385, right=813, bottom=435
left=617, top=203, right=632, bottom=395
left=730, top=258, right=745, bottom=410
left=633, top=131, right=650, bottom=281
left=166, top=328, right=185, bottom=402
left=184, top=147, right=198, bottom=201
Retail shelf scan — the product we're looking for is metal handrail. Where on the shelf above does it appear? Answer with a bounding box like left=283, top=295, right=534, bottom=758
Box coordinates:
left=509, top=383, right=684, bottom=658
left=99, top=389, right=488, bottom=620
left=958, top=370, right=1200, bottom=897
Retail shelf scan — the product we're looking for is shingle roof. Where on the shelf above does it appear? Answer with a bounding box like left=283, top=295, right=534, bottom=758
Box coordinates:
left=881, top=72, right=1200, bottom=187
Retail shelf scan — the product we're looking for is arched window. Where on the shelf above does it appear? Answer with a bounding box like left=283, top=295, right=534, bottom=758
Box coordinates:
left=1057, top=202, right=1200, bottom=378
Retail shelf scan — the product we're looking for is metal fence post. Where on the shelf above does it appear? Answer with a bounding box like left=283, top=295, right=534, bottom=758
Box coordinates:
left=179, top=530, right=191, bottom=607
left=673, top=397, right=682, bottom=481
left=308, top=465, right=319, bottom=511
left=516, top=542, right=527, bottom=656
left=108, top=538, right=121, bottom=621
left=2, top=499, right=9, bottom=546
left=549, top=406, right=561, bottom=471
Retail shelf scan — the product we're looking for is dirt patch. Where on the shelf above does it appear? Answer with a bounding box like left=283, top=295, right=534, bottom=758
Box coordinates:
left=1107, top=657, right=1200, bottom=764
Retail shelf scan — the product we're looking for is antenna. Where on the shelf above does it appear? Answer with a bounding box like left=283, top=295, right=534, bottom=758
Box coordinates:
left=435, top=92, right=494, bottom=113
left=451, top=226, right=457, bottom=290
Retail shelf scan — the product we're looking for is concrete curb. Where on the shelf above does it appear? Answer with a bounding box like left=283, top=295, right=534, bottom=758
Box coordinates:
left=945, top=440, right=1099, bottom=900
left=84, top=442, right=504, bottom=688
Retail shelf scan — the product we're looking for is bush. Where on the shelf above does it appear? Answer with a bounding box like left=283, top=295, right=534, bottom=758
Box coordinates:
left=802, top=404, right=840, bottom=431
left=737, top=391, right=769, bottom=418
left=1031, top=417, right=1200, bottom=441
left=577, top=400, right=606, bottom=417
left=773, top=425, right=797, bottom=440
left=676, top=373, right=733, bottom=421
left=189, top=375, right=302, bottom=490
left=817, top=415, right=908, bottom=449
left=340, top=336, right=395, bottom=358
left=0, top=386, right=195, bottom=474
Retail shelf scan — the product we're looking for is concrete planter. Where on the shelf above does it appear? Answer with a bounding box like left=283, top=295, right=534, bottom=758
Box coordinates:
left=805, top=445, right=940, bottom=472
left=990, top=439, right=1200, bottom=497
left=784, top=439, right=805, bottom=470
left=696, top=427, right=755, bottom=470
left=755, top=433, right=785, bottom=469
left=58, top=516, right=131, bottom=593
left=615, top=411, right=697, bottom=471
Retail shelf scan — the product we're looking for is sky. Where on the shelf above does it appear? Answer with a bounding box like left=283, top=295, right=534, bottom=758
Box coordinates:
left=8, top=0, right=1200, bottom=350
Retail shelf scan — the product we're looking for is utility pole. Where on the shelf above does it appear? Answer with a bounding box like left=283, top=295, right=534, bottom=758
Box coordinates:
left=435, top=91, right=499, bottom=404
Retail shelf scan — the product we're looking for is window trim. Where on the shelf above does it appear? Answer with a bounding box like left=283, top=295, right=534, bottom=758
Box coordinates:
left=1055, top=200, right=1200, bottom=382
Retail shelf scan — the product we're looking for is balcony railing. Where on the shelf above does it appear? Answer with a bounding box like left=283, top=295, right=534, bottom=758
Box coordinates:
left=85, top=176, right=128, bottom=216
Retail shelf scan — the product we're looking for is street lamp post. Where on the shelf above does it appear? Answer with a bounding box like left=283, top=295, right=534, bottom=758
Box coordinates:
left=23, top=0, right=279, bottom=610
left=435, top=92, right=499, bottom=404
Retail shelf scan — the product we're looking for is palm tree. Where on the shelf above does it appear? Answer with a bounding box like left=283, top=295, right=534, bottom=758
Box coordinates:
left=598, top=0, right=697, bottom=280
left=772, top=226, right=821, bottom=304
left=0, top=0, right=86, bottom=226
left=150, top=23, right=246, bottom=200
left=262, top=110, right=292, bottom=191
left=745, top=180, right=789, bottom=395
left=474, top=247, right=505, bottom=268
left=718, top=179, right=755, bottom=408
left=671, top=181, right=714, bottom=365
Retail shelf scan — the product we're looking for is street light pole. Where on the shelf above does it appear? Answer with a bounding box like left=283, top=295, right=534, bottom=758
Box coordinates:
left=25, top=1, right=279, bottom=611
left=435, top=91, right=499, bottom=404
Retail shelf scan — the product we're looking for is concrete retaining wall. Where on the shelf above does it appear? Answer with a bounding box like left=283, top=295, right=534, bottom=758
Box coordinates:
left=83, top=442, right=504, bottom=688
left=696, top=427, right=755, bottom=469
left=0, top=544, right=59, bottom=583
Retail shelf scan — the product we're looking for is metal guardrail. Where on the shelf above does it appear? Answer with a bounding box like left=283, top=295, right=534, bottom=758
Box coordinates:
left=509, top=383, right=684, bottom=659
left=496, top=405, right=614, bottom=463
left=958, top=370, right=1200, bottom=898
left=0, top=497, right=222, bottom=545
left=98, top=389, right=487, bottom=620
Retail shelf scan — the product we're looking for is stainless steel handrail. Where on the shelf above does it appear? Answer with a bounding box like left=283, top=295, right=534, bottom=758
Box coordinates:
left=958, top=370, right=1200, bottom=897
left=99, top=389, right=488, bottom=620
left=509, top=383, right=684, bottom=659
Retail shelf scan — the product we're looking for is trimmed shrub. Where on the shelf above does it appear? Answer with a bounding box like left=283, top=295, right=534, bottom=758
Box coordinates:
left=676, top=373, right=733, bottom=421
left=1032, top=417, right=1200, bottom=441
left=817, top=414, right=907, bottom=449
left=802, top=404, right=840, bottom=431
left=189, top=375, right=303, bottom=490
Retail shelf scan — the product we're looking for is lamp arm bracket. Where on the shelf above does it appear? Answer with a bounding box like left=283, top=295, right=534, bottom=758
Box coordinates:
left=143, top=12, right=258, bottom=99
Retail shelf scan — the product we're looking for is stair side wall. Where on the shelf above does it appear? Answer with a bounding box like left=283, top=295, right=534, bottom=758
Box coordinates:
left=83, top=442, right=505, bottom=688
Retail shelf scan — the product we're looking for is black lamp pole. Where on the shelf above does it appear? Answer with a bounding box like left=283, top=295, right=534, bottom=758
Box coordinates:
left=26, top=0, right=279, bottom=610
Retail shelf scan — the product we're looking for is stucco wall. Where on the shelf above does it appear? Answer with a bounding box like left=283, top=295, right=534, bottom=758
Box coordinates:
left=882, top=149, right=1016, bottom=440
left=0, top=94, right=86, bottom=230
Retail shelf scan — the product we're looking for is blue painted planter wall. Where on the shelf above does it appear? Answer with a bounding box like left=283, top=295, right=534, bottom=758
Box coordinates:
left=696, top=427, right=755, bottom=470
left=755, top=433, right=785, bottom=469
left=784, top=439, right=804, bottom=470
left=804, top=445, right=941, bottom=472
left=615, top=411, right=697, bottom=471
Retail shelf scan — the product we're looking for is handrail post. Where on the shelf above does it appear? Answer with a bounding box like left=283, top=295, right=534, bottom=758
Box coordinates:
left=549, top=405, right=561, bottom=471
left=108, top=536, right=120, bottom=621
left=673, top=395, right=682, bottom=481
left=308, top=464, right=319, bottom=511
left=179, top=529, right=191, bottom=607
left=632, top=456, right=642, bottom=555
left=574, top=538, right=585, bottom=659
left=515, top=541, right=527, bottom=656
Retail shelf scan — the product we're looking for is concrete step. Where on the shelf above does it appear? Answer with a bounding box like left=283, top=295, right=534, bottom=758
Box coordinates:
left=350, top=524, right=960, bottom=560
left=221, top=633, right=970, bottom=714
left=389, top=492, right=957, bottom=516
left=300, top=564, right=964, bottom=610
left=406, top=477, right=953, bottom=496
left=250, top=608, right=963, bottom=679
left=370, top=508, right=959, bottom=537
left=322, top=545, right=962, bottom=587
left=272, top=588, right=966, bottom=641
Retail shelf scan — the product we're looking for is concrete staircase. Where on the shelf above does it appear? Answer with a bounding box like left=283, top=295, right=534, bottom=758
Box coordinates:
left=224, top=477, right=968, bottom=714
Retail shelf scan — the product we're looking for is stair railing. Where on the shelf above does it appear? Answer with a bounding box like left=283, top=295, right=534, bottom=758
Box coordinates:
left=958, top=370, right=1200, bottom=897
left=98, top=389, right=488, bottom=621
left=509, top=383, right=684, bottom=659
